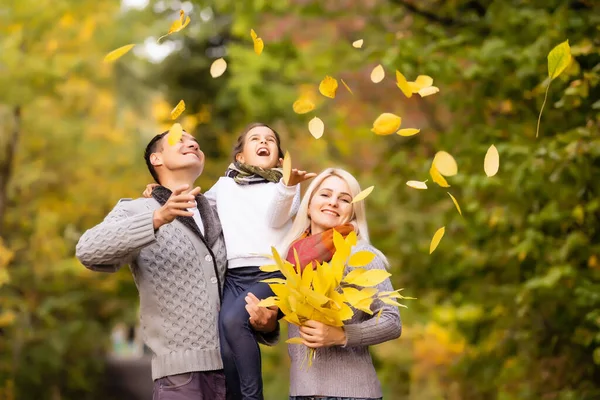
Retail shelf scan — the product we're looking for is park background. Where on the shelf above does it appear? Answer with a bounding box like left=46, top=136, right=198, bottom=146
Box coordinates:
left=1, top=0, right=599, bottom=399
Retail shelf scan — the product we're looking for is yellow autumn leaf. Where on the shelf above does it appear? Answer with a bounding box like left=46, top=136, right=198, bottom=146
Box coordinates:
left=342, top=287, right=374, bottom=306
left=371, top=64, right=385, bottom=83
left=103, top=44, right=135, bottom=63
left=380, top=297, right=404, bottom=307
left=0, top=311, right=16, bottom=327
left=348, top=251, right=376, bottom=267
left=408, top=81, right=422, bottom=93
left=432, top=151, right=457, bottom=176
left=406, top=180, right=428, bottom=190
left=397, top=128, right=420, bottom=137
left=395, top=70, right=413, bottom=98
left=484, top=144, right=499, bottom=177
left=548, top=40, right=572, bottom=79
left=429, top=226, right=445, bottom=254
left=259, top=264, right=279, bottom=272
left=343, top=268, right=366, bottom=284
left=286, top=337, right=304, bottom=344
left=319, top=76, right=338, bottom=98
left=292, top=97, right=316, bottom=114
left=430, top=164, right=450, bottom=187
left=308, top=117, right=324, bottom=139
left=375, top=308, right=383, bottom=324
left=253, top=37, right=264, bottom=55
left=282, top=151, right=292, bottom=185
left=354, top=298, right=375, bottom=315
left=447, top=192, right=462, bottom=216
left=157, top=12, right=191, bottom=42
left=261, top=278, right=287, bottom=284
left=170, top=100, right=186, bottom=120
left=418, top=86, right=440, bottom=97
left=210, top=58, right=227, bottom=78
left=167, top=123, right=183, bottom=146
left=257, top=297, right=279, bottom=308
left=351, top=185, right=374, bottom=204
left=371, top=113, right=401, bottom=135
left=250, top=29, right=258, bottom=40
left=340, top=79, right=353, bottom=95
left=344, top=269, right=391, bottom=287
left=415, top=75, right=434, bottom=88
left=345, top=230, right=357, bottom=247
left=352, top=39, right=363, bottom=48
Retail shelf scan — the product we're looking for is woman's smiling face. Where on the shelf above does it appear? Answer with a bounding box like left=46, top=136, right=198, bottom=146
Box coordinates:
left=308, top=175, right=354, bottom=235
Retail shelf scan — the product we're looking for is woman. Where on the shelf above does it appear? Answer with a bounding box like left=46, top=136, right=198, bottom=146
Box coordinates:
left=247, top=168, right=402, bottom=400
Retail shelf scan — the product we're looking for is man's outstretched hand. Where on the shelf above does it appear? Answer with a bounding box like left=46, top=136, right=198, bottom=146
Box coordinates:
left=152, top=185, right=201, bottom=230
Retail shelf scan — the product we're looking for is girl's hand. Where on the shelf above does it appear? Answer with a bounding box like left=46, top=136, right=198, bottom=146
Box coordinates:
left=143, top=183, right=159, bottom=198
left=299, top=320, right=347, bottom=348
left=278, top=158, right=317, bottom=187
left=246, top=292, right=278, bottom=333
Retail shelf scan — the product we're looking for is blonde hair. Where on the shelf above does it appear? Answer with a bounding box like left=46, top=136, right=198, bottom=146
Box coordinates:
left=283, top=168, right=370, bottom=252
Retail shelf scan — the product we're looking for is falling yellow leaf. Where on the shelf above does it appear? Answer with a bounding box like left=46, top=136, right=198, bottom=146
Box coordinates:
left=157, top=11, right=191, bottom=42
left=397, top=128, right=420, bottom=137
left=253, top=37, right=264, bottom=55
left=210, top=58, right=227, bottom=78
left=430, top=164, right=450, bottom=187
left=351, top=185, right=374, bottom=204
left=415, top=75, right=434, bottom=88
left=340, top=79, right=353, bottom=95
left=406, top=180, right=428, bottom=190
left=429, top=226, right=445, bottom=254
left=447, top=192, right=462, bottom=216
left=170, top=100, right=186, bottom=120
left=293, top=97, right=315, bottom=114
left=103, top=44, right=135, bottom=63
left=418, top=86, right=440, bottom=97
left=282, top=151, right=292, bottom=185
left=484, top=144, right=499, bottom=177
left=432, top=151, right=457, bottom=176
left=371, top=64, right=385, bottom=83
left=371, top=113, right=401, bottom=135
left=348, top=251, right=376, bottom=267
left=167, top=123, right=183, bottom=146
left=308, top=117, right=324, bottom=139
left=396, top=70, right=413, bottom=98
left=408, top=81, right=422, bottom=93
left=319, top=76, right=338, bottom=98
left=250, top=28, right=258, bottom=40
left=352, top=39, right=363, bottom=48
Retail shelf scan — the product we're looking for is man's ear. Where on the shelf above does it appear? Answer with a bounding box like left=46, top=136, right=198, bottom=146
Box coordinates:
left=150, top=153, right=163, bottom=167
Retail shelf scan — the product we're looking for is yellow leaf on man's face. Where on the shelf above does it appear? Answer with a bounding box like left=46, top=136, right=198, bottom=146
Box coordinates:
left=484, top=144, right=500, bottom=177
left=282, top=151, right=292, bottom=185
left=348, top=251, right=376, bottom=267
left=406, top=180, right=428, bottom=190
left=308, top=117, right=324, bottom=139
left=340, top=79, right=353, bottom=95
left=292, top=97, right=315, bottom=114
left=396, top=70, right=413, bottom=98
left=319, top=76, right=338, bottom=98
left=548, top=40, right=572, bottom=79
left=352, top=39, right=363, bottom=48
left=250, top=29, right=258, bottom=40
left=103, top=44, right=135, bottom=63
left=430, top=164, right=450, bottom=187
left=286, top=337, right=304, bottom=344
left=397, top=128, right=420, bottom=137
left=170, top=100, right=186, bottom=120
left=351, top=185, right=374, bottom=204
left=415, top=75, right=433, bottom=88
left=371, top=64, right=385, bottom=83
left=429, top=226, right=445, bottom=254
left=371, top=113, right=401, bottom=135
left=418, top=86, right=440, bottom=97
left=210, top=58, right=227, bottom=78
left=253, top=37, right=264, bottom=55
left=432, top=151, right=457, bottom=176
left=167, top=123, right=183, bottom=146
left=447, top=192, right=462, bottom=216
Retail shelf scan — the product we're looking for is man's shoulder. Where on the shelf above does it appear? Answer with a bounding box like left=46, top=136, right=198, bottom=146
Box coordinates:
left=113, top=197, right=159, bottom=213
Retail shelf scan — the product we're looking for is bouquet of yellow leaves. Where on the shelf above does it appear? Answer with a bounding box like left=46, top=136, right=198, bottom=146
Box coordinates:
left=258, top=230, right=411, bottom=367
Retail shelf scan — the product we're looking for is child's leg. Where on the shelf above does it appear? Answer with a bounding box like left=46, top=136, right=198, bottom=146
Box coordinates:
left=219, top=267, right=281, bottom=400
left=219, top=278, right=243, bottom=400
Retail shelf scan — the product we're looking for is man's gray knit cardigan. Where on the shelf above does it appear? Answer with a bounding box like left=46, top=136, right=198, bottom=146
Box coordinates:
left=76, top=197, right=228, bottom=380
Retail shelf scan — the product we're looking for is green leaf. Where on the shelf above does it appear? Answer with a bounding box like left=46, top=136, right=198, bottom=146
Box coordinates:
left=548, top=40, right=572, bottom=80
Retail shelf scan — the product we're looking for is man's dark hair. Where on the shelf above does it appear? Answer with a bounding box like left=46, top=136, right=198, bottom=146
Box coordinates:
left=231, top=122, right=284, bottom=162
left=144, top=131, right=168, bottom=184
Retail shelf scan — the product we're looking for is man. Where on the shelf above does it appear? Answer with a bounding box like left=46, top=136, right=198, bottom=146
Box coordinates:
left=77, top=131, right=228, bottom=399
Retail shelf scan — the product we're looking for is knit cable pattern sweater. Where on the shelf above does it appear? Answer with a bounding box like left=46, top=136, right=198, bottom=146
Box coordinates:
left=288, top=243, right=402, bottom=398
left=76, top=197, right=228, bottom=380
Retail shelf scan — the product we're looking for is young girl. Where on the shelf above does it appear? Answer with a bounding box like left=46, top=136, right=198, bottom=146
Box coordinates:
left=145, top=122, right=315, bottom=400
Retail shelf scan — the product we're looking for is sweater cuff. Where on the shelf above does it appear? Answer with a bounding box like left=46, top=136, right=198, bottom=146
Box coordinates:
left=342, top=323, right=362, bottom=347
left=128, top=210, right=158, bottom=249
left=277, top=179, right=299, bottom=195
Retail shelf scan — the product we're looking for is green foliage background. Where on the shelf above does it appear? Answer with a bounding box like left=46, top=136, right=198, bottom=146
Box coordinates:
left=1, top=0, right=599, bottom=399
